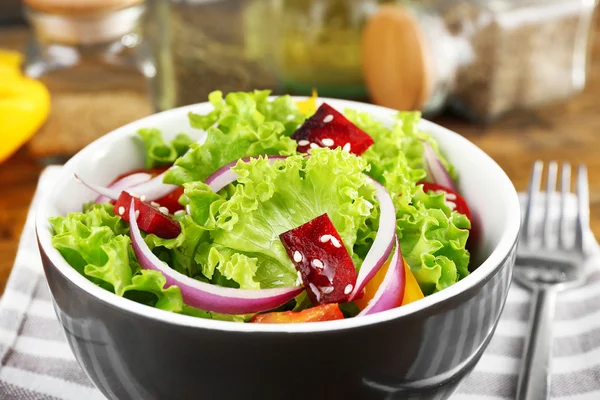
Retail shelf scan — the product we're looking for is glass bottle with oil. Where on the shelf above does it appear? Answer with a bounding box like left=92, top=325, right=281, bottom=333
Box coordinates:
left=278, top=0, right=380, bottom=100
left=23, top=0, right=154, bottom=161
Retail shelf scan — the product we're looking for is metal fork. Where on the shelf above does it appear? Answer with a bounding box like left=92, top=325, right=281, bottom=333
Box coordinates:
left=515, top=161, right=590, bottom=400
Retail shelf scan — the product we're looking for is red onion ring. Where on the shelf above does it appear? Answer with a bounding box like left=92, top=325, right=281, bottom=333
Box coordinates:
left=206, top=156, right=288, bottom=193
left=75, top=173, right=121, bottom=200
left=125, top=172, right=179, bottom=201
left=348, top=178, right=396, bottom=301
left=421, top=140, right=457, bottom=191
left=358, top=236, right=405, bottom=316
left=76, top=170, right=181, bottom=203
left=95, top=172, right=152, bottom=203
left=78, top=156, right=288, bottom=206
left=128, top=199, right=304, bottom=314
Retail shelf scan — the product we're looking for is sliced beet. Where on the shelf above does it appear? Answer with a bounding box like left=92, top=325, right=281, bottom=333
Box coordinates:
left=114, top=191, right=181, bottom=239
left=280, top=213, right=357, bottom=305
left=291, top=103, right=374, bottom=155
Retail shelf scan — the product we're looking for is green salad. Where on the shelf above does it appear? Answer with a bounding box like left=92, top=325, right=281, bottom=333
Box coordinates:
left=50, top=90, right=471, bottom=323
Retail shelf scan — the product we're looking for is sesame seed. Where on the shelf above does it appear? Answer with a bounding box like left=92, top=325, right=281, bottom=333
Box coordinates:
left=321, top=286, right=334, bottom=294
left=319, top=234, right=331, bottom=243
left=159, top=206, right=169, bottom=215
left=309, top=283, right=321, bottom=302
left=447, top=201, right=457, bottom=210
left=445, top=193, right=457, bottom=201
left=293, top=251, right=303, bottom=263
left=323, top=114, right=334, bottom=123
left=295, top=271, right=303, bottom=286
left=174, top=210, right=186, bottom=217
left=135, top=210, right=140, bottom=220
left=140, top=195, right=146, bottom=202
left=343, top=143, right=351, bottom=152
left=312, top=259, right=324, bottom=269
left=298, top=140, right=310, bottom=146
left=118, top=206, right=125, bottom=215
left=330, top=237, right=342, bottom=248
left=344, top=284, right=353, bottom=295
left=310, top=143, right=319, bottom=149
left=321, top=138, right=334, bottom=146
left=150, top=201, right=160, bottom=207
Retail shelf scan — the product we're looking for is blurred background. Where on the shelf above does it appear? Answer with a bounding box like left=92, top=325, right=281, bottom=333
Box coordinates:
left=1, top=0, right=599, bottom=291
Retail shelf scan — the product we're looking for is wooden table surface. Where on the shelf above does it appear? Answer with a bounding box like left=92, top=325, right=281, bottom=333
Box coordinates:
left=1, top=24, right=600, bottom=295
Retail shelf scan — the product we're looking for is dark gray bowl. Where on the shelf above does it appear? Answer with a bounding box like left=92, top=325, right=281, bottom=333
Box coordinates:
left=36, top=98, right=521, bottom=400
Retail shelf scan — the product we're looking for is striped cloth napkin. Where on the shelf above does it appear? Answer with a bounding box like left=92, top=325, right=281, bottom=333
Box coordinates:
left=1, top=166, right=599, bottom=400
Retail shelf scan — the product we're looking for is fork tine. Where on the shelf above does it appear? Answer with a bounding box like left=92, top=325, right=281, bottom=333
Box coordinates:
left=541, top=162, right=558, bottom=247
left=522, top=161, right=544, bottom=245
left=558, top=163, right=571, bottom=249
left=575, top=164, right=590, bottom=253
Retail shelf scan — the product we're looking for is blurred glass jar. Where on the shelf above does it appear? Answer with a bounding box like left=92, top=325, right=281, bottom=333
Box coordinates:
left=277, top=0, right=379, bottom=100
left=362, top=0, right=598, bottom=122
left=146, top=0, right=281, bottom=111
left=23, top=0, right=154, bottom=161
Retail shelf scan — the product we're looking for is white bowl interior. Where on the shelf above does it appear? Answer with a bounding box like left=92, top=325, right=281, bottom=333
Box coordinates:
left=36, top=97, right=521, bottom=333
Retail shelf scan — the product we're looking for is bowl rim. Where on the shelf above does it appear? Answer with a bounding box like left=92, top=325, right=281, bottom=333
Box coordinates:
left=35, top=97, right=521, bottom=333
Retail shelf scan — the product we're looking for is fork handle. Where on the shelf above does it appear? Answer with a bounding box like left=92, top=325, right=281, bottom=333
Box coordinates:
left=516, top=286, right=558, bottom=400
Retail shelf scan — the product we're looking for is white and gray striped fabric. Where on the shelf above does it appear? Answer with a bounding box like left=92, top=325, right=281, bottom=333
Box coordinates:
left=1, top=166, right=599, bottom=400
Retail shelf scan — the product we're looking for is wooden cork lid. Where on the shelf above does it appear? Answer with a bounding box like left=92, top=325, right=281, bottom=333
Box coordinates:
left=361, top=5, right=434, bottom=111
left=24, top=0, right=143, bottom=14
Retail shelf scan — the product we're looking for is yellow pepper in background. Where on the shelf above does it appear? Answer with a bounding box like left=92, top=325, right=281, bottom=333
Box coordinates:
left=0, top=49, right=50, bottom=163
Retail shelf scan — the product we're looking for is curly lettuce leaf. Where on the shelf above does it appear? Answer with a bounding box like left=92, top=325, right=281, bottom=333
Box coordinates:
left=49, top=204, right=128, bottom=277
left=164, top=90, right=307, bottom=186
left=345, top=109, right=469, bottom=294
left=186, top=148, right=378, bottom=290
left=396, top=186, right=471, bottom=295
left=395, top=111, right=457, bottom=182
left=345, top=109, right=456, bottom=188
left=181, top=305, right=252, bottom=322
left=137, top=128, right=194, bottom=169
left=49, top=204, right=184, bottom=312
left=123, top=270, right=184, bottom=312
left=165, top=123, right=296, bottom=186
left=144, top=215, right=206, bottom=278
left=193, top=244, right=260, bottom=290
left=188, top=90, right=305, bottom=136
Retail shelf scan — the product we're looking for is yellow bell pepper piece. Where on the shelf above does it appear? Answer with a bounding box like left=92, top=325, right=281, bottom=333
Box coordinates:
left=354, top=256, right=425, bottom=311
left=0, top=51, right=51, bottom=163
left=295, top=89, right=318, bottom=117
left=401, top=259, right=425, bottom=305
